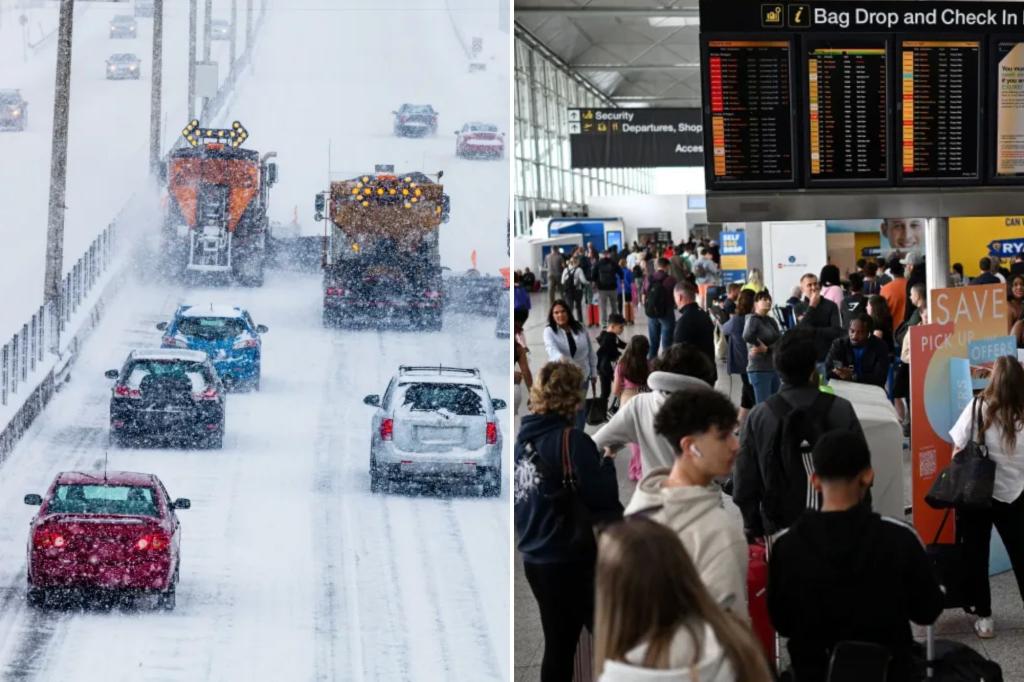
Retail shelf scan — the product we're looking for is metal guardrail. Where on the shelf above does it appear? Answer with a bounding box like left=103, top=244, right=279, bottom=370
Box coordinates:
left=0, top=223, right=115, bottom=409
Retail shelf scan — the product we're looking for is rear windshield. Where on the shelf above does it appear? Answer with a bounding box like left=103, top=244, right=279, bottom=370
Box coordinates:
left=125, top=360, right=211, bottom=391
left=48, top=485, right=159, bottom=517
left=177, top=316, right=247, bottom=339
left=0, top=93, right=19, bottom=104
left=113, top=15, right=133, bottom=22
left=404, top=105, right=433, bottom=115
left=469, top=124, right=497, bottom=132
left=398, top=383, right=485, bottom=416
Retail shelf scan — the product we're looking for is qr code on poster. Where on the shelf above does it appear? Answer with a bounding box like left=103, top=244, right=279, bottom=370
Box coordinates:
left=920, top=448, right=937, bottom=478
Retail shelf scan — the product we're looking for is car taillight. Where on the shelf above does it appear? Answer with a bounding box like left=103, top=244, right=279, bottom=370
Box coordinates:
left=326, top=287, right=346, bottom=297
left=193, top=386, right=218, bottom=401
left=380, top=418, right=394, bottom=441
left=34, top=529, right=66, bottom=549
left=114, top=385, right=141, bottom=398
left=486, top=421, right=498, bottom=445
left=232, top=337, right=259, bottom=350
left=135, top=533, right=169, bottom=551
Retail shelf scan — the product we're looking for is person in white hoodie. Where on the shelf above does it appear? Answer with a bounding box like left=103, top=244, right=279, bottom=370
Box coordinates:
left=594, top=518, right=772, bottom=682
left=592, top=344, right=717, bottom=477
left=625, top=388, right=750, bottom=619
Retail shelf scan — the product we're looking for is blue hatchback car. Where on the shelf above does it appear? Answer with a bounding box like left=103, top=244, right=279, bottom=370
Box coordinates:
left=156, top=305, right=268, bottom=391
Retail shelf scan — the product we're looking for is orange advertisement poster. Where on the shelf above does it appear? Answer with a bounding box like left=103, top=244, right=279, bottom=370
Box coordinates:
left=911, top=284, right=1008, bottom=541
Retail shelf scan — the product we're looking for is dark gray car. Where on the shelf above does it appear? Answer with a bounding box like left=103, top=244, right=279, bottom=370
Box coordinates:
left=106, top=53, right=141, bottom=79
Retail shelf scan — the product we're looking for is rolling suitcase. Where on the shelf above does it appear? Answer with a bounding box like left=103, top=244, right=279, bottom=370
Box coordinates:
left=922, top=624, right=1003, bottom=680
left=748, top=542, right=776, bottom=669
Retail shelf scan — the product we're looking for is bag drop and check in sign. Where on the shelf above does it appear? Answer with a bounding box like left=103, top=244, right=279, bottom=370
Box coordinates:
left=567, top=108, right=704, bottom=168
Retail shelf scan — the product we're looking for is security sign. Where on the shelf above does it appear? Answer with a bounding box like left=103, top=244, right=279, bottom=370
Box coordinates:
left=568, top=108, right=704, bottom=168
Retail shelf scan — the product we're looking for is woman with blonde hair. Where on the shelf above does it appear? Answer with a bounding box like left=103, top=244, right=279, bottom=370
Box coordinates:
left=951, top=355, right=1024, bottom=639
left=594, top=517, right=772, bottom=682
left=515, top=361, right=624, bottom=681
left=740, top=267, right=764, bottom=294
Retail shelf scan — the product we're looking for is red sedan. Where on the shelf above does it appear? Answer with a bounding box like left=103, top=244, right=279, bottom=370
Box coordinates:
left=455, top=122, right=505, bottom=159
left=24, top=471, right=190, bottom=609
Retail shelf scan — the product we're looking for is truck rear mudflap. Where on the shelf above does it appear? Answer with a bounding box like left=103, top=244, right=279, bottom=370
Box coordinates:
left=323, top=296, right=442, bottom=331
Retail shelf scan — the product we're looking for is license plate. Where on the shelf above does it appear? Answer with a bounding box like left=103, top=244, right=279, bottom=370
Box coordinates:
left=418, top=427, right=463, bottom=444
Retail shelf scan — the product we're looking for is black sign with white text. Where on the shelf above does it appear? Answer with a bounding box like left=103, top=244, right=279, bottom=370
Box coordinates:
left=567, top=108, right=704, bottom=168
left=702, top=1, right=1024, bottom=33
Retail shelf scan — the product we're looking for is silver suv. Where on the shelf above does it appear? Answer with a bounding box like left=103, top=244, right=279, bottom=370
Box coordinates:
left=363, top=366, right=505, bottom=495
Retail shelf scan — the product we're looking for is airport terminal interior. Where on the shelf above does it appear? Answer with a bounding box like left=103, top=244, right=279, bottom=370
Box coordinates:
left=513, top=1, right=1024, bottom=680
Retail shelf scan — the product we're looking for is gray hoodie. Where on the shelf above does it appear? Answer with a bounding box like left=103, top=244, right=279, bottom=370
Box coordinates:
left=742, top=313, right=781, bottom=373
left=599, top=622, right=736, bottom=682
left=626, top=469, right=749, bottom=619
left=592, top=371, right=711, bottom=476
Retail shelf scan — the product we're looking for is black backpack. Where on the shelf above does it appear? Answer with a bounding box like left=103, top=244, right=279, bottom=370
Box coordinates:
left=596, top=260, right=618, bottom=290
left=645, top=276, right=671, bottom=318
left=761, top=392, right=836, bottom=534
left=563, top=267, right=580, bottom=302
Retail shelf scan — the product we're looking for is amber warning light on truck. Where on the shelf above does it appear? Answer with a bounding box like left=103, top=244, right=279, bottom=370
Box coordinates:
left=181, top=119, right=249, bottom=148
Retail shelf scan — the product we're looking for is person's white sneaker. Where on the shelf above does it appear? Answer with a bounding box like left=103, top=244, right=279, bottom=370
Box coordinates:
left=974, top=617, right=995, bottom=639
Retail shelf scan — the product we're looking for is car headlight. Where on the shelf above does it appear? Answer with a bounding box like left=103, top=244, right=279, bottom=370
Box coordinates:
left=10, top=108, right=20, bottom=116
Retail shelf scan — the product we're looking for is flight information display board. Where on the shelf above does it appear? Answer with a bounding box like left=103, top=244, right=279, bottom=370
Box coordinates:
left=703, top=39, right=796, bottom=188
left=805, top=39, right=890, bottom=185
left=899, top=40, right=981, bottom=183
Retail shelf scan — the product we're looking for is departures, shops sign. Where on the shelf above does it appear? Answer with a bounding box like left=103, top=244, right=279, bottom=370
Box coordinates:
left=699, top=1, right=1024, bottom=194
left=567, top=108, right=704, bottom=169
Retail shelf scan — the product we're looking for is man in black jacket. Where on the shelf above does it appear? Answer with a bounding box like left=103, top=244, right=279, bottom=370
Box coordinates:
left=733, top=329, right=863, bottom=539
left=671, top=281, right=717, bottom=383
left=768, top=430, right=944, bottom=682
left=593, top=250, right=622, bottom=327
left=826, top=315, right=891, bottom=388
left=794, top=273, right=843, bottom=367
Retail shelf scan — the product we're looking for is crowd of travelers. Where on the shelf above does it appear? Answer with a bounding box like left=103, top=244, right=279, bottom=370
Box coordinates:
left=513, top=238, right=1024, bottom=682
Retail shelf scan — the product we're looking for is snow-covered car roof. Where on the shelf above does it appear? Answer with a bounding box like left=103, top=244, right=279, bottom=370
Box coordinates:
left=0, top=90, right=22, bottom=102
left=211, top=18, right=229, bottom=25
left=128, top=348, right=210, bottom=363
left=111, top=15, right=135, bottom=22
left=399, top=104, right=435, bottom=114
left=54, top=471, right=158, bottom=487
left=108, top=53, right=139, bottom=62
left=178, top=304, right=245, bottom=319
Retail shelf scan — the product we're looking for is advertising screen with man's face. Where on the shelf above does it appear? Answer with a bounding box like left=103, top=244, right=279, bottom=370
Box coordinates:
left=880, top=218, right=926, bottom=257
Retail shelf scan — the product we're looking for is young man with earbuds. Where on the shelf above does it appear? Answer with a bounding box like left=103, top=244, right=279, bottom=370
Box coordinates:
left=625, top=387, right=749, bottom=620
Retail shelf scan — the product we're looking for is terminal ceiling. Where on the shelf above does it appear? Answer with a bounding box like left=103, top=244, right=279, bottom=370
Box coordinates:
left=514, top=1, right=702, bottom=108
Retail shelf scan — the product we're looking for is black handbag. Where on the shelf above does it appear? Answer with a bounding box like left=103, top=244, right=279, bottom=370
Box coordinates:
left=585, top=385, right=607, bottom=426
left=925, top=397, right=995, bottom=510
left=926, top=509, right=973, bottom=609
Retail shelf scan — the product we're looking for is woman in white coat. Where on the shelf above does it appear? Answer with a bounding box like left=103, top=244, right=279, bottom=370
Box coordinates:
left=594, top=518, right=772, bottom=682
left=543, top=299, right=597, bottom=430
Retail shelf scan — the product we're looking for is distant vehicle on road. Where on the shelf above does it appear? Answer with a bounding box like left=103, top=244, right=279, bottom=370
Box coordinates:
left=157, top=304, right=268, bottom=391
left=455, top=122, right=504, bottom=159
left=135, top=0, right=155, bottom=17
left=106, top=349, right=226, bottom=448
left=0, top=89, right=27, bottom=131
left=106, top=53, right=141, bottom=79
left=392, top=104, right=438, bottom=137
left=109, top=14, right=137, bottom=38
left=25, top=470, right=190, bottom=610
left=364, top=365, right=505, bottom=495
left=495, top=290, right=510, bottom=339
left=210, top=18, right=230, bottom=40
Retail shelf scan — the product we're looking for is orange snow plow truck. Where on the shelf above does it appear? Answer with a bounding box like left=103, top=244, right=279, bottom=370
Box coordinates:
left=162, top=120, right=278, bottom=286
